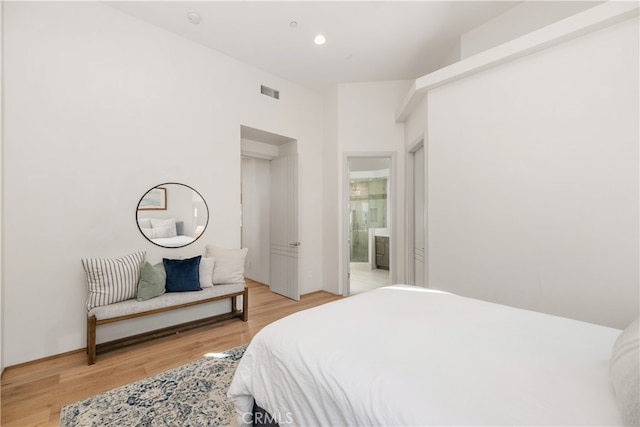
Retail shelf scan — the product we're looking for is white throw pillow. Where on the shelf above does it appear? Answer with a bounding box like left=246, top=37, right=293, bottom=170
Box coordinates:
left=137, top=218, right=152, bottom=229
left=205, top=246, right=248, bottom=284
left=82, top=251, right=145, bottom=310
left=153, top=225, right=176, bottom=238
left=150, top=218, right=177, bottom=237
left=199, top=257, right=216, bottom=288
left=611, top=317, right=640, bottom=426
left=150, top=217, right=174, bottom=227
left=141, top=226, right=175, bottom=239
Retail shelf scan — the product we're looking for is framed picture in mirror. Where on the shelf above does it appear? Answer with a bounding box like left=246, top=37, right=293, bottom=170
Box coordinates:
left=138, top=187, right=167, bottom=210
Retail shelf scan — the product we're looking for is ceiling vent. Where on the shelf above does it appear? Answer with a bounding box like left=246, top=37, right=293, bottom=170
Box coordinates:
left=260, top=85, right=280, bottom=100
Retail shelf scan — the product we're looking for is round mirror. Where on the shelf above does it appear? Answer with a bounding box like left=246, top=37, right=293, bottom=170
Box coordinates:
left=136, top=183, right=209, bottom=248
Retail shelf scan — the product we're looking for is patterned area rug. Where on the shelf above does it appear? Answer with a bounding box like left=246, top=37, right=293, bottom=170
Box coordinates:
left=60, top=344, right=247, bottom=427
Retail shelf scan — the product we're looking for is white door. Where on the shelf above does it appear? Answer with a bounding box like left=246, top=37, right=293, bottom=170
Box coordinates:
left=270, top=154, right=300, bottom=300
left=414, top=145, right=426, bottom=286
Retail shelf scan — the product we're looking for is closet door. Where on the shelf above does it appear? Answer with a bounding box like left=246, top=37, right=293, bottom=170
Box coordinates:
left=270, top=154, right=300, bottom=300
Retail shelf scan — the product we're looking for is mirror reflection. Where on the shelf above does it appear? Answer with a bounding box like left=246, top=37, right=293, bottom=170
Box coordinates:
left=136, top=182, right=208, bottom=248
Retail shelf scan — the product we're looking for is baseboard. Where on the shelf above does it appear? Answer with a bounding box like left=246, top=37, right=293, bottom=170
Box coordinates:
left=3, top=347, right=85, bottom=372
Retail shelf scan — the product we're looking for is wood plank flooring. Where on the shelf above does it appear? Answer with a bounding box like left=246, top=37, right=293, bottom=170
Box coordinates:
left=1, top=280, right=342, bottom=426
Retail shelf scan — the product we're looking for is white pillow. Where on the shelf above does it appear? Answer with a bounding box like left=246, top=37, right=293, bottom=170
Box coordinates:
left=199, top=257, right=216, bottom=288
left=141, top=226, right=175, bottom=239
left=152, top=225, right=176, bottom=238
left=82, top=251, right=145, bottom=310
left=150, top=217, right=175, bottom=228
left=138, top=218, right=152, bottom=228
left=205, top=246, right=248, bottom=284
left=149, top=218, right=177, bottom=237
left=611, top=317, right=640, bottom=426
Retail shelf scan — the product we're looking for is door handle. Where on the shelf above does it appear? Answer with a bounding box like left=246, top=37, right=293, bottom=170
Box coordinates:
left=289, top=242, right=301, bottom=247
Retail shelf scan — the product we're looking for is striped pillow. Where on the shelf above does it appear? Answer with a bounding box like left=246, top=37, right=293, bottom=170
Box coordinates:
left=82, top=251, right=145, bottom=310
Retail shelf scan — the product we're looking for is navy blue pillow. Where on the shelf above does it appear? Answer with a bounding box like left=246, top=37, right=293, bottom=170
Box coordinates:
left=163, top=256, right=201, bottom=292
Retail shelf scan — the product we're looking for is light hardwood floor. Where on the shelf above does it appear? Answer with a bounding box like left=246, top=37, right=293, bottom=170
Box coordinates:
left=0, top=280, right=342, bottom=426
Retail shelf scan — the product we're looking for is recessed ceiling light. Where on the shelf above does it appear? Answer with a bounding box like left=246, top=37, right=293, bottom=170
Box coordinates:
left=290, top=21, right=298, bottom=28
left=314, top=34, right=326, bottom=45
left=187, top=12, right=201, bottom=24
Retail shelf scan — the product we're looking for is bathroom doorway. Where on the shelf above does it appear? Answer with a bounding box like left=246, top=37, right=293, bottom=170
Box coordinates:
left=343, top=154, right=395, bottom=295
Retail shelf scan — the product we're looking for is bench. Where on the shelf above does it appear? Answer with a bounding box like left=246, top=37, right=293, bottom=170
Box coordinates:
left=86, top=283, right=248, bottom=364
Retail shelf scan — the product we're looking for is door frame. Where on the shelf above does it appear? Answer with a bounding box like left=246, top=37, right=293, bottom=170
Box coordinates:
left=240, top=125, right=299, bottom=299
left=406, top=132, right=428, bottom=287
left=340, top=151, right=397, bottom=296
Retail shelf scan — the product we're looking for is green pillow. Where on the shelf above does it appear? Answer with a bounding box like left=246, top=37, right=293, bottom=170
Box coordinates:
left=137, top=261, right=166, bottom=301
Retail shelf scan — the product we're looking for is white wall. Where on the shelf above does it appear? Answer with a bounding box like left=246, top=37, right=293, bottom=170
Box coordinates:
left=3, top=1, right=324, bottom=366
left=241, top=156, right=271, bottom=284
left=461, top=1, right=601, bottom=59
left=0, top=0, right=5, bottom=375
left=322, top=86, right=340, bottom=294
left=426, top=16, right=639, bottom=329
left=403, top=95, right=429, bottom=157
left=334, top=80, right=411, bottom=293
left=440, top=38, right=461, bottom=68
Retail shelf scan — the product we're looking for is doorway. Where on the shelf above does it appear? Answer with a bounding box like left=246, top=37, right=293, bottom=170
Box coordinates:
left=240, top=125, right=300, bottom=300
left=342, top=154, right=395, bottom=296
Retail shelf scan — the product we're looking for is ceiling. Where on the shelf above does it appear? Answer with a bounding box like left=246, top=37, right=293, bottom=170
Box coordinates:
left=105, top=1, right=520, bottom=89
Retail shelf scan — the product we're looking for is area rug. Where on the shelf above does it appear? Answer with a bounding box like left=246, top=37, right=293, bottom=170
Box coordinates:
left=59, top=344, right=247, bottom=427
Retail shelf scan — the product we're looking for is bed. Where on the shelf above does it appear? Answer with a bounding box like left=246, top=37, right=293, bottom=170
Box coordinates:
left=138, top=218, right=196, bottom=247
left=228, top=285, right=638, bottom=426
left=149, top=234, right=195, bottom=248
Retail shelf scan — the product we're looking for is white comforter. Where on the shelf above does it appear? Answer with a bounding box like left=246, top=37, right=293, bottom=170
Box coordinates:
left=228, top=285, right=623, bottom=426
left=150, top=235, right=195, bottom=248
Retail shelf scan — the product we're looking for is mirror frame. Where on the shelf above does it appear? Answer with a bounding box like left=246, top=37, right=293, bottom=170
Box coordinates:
left=136, top=182, right=209, bottom=248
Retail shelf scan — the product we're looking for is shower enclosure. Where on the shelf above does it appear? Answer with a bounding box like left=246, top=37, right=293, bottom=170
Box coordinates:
left=349, top=177, right=388, bottom=263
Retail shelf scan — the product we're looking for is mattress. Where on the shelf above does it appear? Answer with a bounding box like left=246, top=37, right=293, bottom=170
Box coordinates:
left=228, top=285, right=623, bottom=426
left=150, top=235, right=195, bottom=247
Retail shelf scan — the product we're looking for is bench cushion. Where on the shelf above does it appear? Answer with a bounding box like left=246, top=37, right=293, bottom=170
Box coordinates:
left=88, top=282, right=245, bottom=320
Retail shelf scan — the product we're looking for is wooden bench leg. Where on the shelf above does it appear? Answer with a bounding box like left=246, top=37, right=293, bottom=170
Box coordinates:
left=87, top=316, right=97, bottom=365
left=242, top=286, right=248, bottom=322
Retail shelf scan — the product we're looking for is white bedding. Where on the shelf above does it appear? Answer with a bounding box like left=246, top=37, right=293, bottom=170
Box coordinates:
left=150, top=235, right=195, bottom=248
left=228, top=285, right=623, bottom=426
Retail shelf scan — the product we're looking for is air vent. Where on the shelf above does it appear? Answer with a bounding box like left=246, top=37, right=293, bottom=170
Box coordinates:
left=260, top=85, right=280, bottom=100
